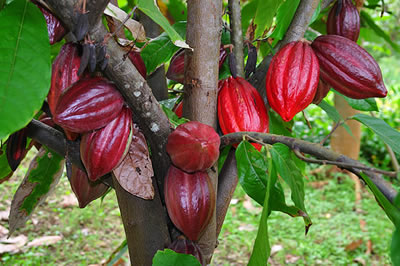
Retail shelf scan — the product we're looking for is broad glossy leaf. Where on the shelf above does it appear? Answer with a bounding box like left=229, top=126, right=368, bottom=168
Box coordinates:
left=8, top=146, right=64, bottom=235
left=352, top=114, right=400, bottom=155
left=253, top=0, right=282, bottom=38
left=160, top=104, right=188, bottom=128
left=0, top=0, right=51, bottom=139
left=166, top=0, right=187, bottom=22
left=241, top=0, right=258, bottom=33
left=343, top=97, right=378, bottom=111
left=248, top=150, right=274, bottom=266
left=137, top=0, right=189, bottom=49
left=360, top=11, right=400, bottom=53
left=141, top=21, right=186, bottom=74
left=318, top=100, right=353, bottom=136
left=152, top=249, right=201, bottom=266
left=392, top=228, right=400, bottom=266
left=269, top=0, right=300, bottom=45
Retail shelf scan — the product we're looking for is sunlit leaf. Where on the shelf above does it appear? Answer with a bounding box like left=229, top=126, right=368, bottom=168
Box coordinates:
left=152, top=249, right=201, bottom=266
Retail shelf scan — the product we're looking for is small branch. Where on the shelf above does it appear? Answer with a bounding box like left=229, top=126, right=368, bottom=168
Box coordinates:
left=321, top=0, right=335, bottom=10
left=320, top=120, right=345, bottom=145
left=293, top=148, right=397, bottom=178
left=228, top=0, right=244, bottom=78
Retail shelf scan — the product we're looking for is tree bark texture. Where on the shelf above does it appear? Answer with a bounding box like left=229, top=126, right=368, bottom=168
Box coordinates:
left=228, top=0, right=244, bottom=78
left=184, top=0, right=222, bottom=263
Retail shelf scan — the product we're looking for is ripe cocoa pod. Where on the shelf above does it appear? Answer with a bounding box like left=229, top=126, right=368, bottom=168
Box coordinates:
left=69, top=165, right=108, bottom=208
left=128, top=51, right=147, bottom=79
left=327, top=0, right=360, bottom=41
left=266, top=41, right=319, bottom=122
left=34, top=2, right=66, bottom=44
left=48, top=43, right=81, bottom=115
left=164, top=165, right=215, bottom=241
left=166, top=121, right=220, bottom=173
left=53, top=77, right=124, bottom=133
left=168, top=236, right=204, bottom=265
left=80, top=107, right=133, bottom=181
left=6, top=128, right=28, bottom=171
left=218, top=76, right=269, bottom=150
left=312, top=79, right=331, bottom=105
left=311, top=35, right=387, bottom=99
left=174, top=101, right=183, bottom=118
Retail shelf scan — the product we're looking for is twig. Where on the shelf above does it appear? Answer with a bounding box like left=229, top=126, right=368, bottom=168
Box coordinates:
left=320, top=120, right=345, bottom=145
left=104, top=6, right=137, bottom=43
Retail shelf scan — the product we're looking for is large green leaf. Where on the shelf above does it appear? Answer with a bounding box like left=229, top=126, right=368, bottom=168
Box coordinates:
left=165, top=0, right=186, bottom=22
left=360, top=10, right=400, bottom=53
left=392, top=228, right=400, bottom=266
left=137, top=0, right=189, bottom=49
left=248, top=150, right=274, bottom=266
left=152, top=249, right=201, bottom=266
left=141, top=21, right=186, bottom=74
left=343, top=97, right=379, bottom=112
left=269, top=0, right=300, bottom=44
left=253, top=0, right=283, bottom=38
left=0, top=0, right=51, bottom=139
left=8, top=146, right=64, bottom=235
left=352, top=114, right=400, bottom=155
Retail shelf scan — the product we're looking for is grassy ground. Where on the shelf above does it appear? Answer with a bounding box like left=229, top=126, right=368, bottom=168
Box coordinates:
left=0, top=151, right=395, bottom=265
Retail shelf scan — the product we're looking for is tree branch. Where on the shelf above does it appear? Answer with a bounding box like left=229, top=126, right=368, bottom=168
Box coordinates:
left=228, top=0, right=244, bottom=77
left=220, top=132, right=398, bottom=202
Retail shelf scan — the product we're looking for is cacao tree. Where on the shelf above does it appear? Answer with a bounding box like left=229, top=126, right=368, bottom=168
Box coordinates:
left=1, top=0, right=400, bottom=265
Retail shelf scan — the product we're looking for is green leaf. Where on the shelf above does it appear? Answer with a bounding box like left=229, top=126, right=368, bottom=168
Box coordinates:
left=269, top=0, right=300, bottom=44
left=236, top=141, right=267, bottom=204
left=352, top=114, right=400, bottom=155
left=268, top=110, right=293, bottom=137
left=218, top=145, right=231, bottom=175
left=343, top=97, right=379, bottom=111
left=141, top=21, right=186, bottom=74
left=106, top=239, right=128, bottom=266
left=309, top=1, right=321, bottom=24
left=248, top=150, right=274, bottom=266
left=8, top=146, right=64, bottom=234
left=270, top=144, right=312, bottom=228
left=160, top=104, right=188, bottom=128
left=360, top=11, right=400, bottom=53
left=137, top=0, right=189, bottom=49
left=253, top=0, right=283, bottom=38
left=152, top=249, right=201, bottom=266
left=392, top=228, right=400, bottom=266
left=0, top=0, right=51, bottom=139
left=165, top=0, right=187, bottom=22
left=241, top=0, right=258, bottom=33
left=317, top=100, right=353, bottom=136
left=0, top=143, right=12, bottom=182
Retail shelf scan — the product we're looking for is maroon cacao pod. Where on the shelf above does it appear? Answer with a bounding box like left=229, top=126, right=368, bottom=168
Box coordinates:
left=219, top=45, right=228, bottom=69
left=327, top=0, right=360, bottom=41
left=218, top=76, right=269, bottom=150
left=173, top=101, right=183, bottom=118
left=34, top=2, right=66, bottom=44
left=311, top=35, right=387, bottom=99
left=48, top=43, right=81, bottom=115
left=164, top=166, right=215, bottom=241
left=166, top=121, right=220, bottom=173
left=266, top=41, right=319, bottom=122
left=80, top=107, right=132, bottom=181
left=168, top=236, right=204, bottom=265
left=53, top=77, right=124, bottom=133
left=69, top=165, right=108, bottom=208
left=128, top=51, right=147, bottom=79
left=6, top=128, right=28, bottom=171
left=312, top=79, right=331, bottom=105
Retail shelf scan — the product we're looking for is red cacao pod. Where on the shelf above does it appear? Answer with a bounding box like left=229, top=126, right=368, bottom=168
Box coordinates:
left=327, top=0, right=360, bottom=41
left=166, top=121, right=220, bottom=173
left=34, top=2, right=66, bottom=44
left=218, top=76, right=269, bottom=150
left=174, top=101, right=183, bottom=118
left=311, top=35, right=387, bottom=99
left=168, top=236, right=204, bottom=265
left=53, top=77, right=124, bottom=133
left=80, top=107, right=132, bottom=181
left=164, top=165, right=215, bottom=241
left=6, top=128, right=28, bottom=171
left=69, top=165, right=108, bottom=208
left=266, top=41, right=319, bottom=122
left=128, top=51, right=147, bottom=79
left=312, top=79, right=331, bottom=105
left=48, top=43, right=81, bottom=115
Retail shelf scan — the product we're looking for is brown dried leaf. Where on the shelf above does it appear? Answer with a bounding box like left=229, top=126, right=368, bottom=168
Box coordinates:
left=26, top=235, right=63, bottom=247
left=345, top=239, right=363, bottom=251
left=0, top=235, right=27, bottom=254
left=113, top=125, right=154, bottom=200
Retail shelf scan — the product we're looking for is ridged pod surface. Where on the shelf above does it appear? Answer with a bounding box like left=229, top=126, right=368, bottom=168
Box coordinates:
left=69, top=165, right=108, bottom=208
left=164, top=166, right=215, bottom=241
left=48, top=43, right=81, bottom=115
left=311, top=35, right=387, bottom=99
left=327, top=0, right=360, bottom=41
left=266, top=41, right=319, bottom=122
left=53, top=77, right=124, bottom=133
left=34, top=2, right=66, bottom=44
left=218, top=76, right=269, bottom=150
left=166, top=121, right=220, bottom=173
left=128, top=51, right=147, bottom=79
left=168, top=236, right=204, bottom=265
left=80, top=107, right=133, bottom=181
left=312, top=79, right=331, bottom=105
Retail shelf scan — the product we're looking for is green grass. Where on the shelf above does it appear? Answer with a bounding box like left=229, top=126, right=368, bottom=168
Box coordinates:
left=0, top=152, right=395, bottom=265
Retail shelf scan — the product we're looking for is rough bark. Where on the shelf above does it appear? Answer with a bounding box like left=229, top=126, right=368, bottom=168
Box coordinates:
left=184, top=0, right=222, bottom=262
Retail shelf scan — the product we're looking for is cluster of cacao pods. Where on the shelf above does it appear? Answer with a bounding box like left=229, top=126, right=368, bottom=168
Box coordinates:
left=164, top=121, right=220, bottom=264
left=265, top=0, right=387, bottom=122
